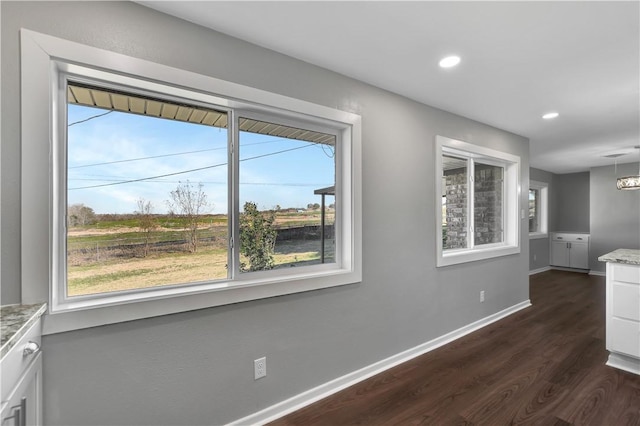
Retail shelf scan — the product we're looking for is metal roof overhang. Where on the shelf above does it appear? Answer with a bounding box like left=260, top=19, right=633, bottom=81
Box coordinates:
left=314, top=185, right=335, bottom=195
left=67, top=83, right=336, bottom=146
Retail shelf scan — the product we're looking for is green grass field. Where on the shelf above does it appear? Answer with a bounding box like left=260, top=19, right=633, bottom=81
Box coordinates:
left=66, top=211, right=335, bottom=296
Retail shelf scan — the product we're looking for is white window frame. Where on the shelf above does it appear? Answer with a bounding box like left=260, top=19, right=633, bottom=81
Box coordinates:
left=528, top=180, right=549, bottom=239
left=435, top=135, right=521, bottom=267
left=20, top=29, right=362, bottom=334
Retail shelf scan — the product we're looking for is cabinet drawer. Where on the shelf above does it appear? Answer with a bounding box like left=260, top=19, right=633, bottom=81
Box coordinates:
left=613, top=264, right=640, bottom=284
left=552, top=233, right=589, bottom=243
left=609, top=317, right=640, bottom=358
left=612, top=282, right=640, bottom=321
left=0, top=320, right=41, bottom=404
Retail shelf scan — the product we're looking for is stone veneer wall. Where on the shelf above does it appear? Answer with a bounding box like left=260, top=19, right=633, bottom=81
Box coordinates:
left=444, top=169, right=468, bottom=249
left=473, top=165, right=503, bottom=245
left=444, top=165, right=503, bottom=249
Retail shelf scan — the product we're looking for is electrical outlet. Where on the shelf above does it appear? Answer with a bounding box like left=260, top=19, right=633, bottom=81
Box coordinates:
left=534, top=254, right=537, bottom=262
left=254, top=357, right=266, bottom=380
left=480, top=291, right=485, bottom=302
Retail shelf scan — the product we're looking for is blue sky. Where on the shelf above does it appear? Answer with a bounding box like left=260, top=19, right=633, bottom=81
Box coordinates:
left=67, top=104, right=335, bottom=214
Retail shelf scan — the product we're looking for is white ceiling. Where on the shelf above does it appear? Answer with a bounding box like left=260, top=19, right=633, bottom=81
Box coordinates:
left=139, top=1, right=639, bottom=174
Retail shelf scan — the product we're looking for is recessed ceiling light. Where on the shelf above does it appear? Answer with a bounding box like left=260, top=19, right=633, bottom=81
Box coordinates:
left=439, top=55, right=461, bottom=68
left=542, top=112, right=559, bottom=119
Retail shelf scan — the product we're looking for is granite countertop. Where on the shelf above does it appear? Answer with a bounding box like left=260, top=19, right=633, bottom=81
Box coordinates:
left=598, top=249, right=640, bottom=265
left=1, top=303, right=47, bottom=360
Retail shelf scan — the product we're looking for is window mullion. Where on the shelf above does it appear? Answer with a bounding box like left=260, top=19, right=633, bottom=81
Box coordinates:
left=501, top=172, right=506, bottom=236
left=468, top=158, right=475, bottom=250
left=230, top=110, right=240, bottom=279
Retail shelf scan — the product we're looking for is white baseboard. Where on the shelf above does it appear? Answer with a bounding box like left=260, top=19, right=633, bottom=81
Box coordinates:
left=228, top=300, right=532, bottom=426
left=550, top=266, right=590, bottom=274
left=529, top=266, right=551, bottom=275
left=589, top=270, right=606, bottom=277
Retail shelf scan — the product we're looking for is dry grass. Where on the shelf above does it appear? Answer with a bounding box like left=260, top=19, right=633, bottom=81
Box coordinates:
left=68, top=248, right=228, bottom=296
left=67, top=239, right=334, bottom=296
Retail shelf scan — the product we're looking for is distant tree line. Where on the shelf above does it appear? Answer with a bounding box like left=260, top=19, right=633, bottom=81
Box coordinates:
left=68, top=181, right=279, bottom=271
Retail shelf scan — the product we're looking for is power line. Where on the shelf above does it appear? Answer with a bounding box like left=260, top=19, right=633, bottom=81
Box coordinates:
left=67, top=109, right=335, bottom=189
left=69, top=177, right=326, bottom=187
left=68, top=137, right=310, bottom=169
left=69, top=147, right=222, bottom=169
left=68, top=107, right=334, bottom=167
left=68, top=110, right=114, bottom=127
left=69, top=161, right=227, bottom=190
left=69, top=143, right=315, bottom=190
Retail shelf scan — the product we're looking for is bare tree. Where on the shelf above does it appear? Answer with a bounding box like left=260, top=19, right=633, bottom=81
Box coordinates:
left=67, top=203, right=96, bottom=227
left=166, top=181, right=209, bottom=253
left=136, top=198, right=156, bottom=257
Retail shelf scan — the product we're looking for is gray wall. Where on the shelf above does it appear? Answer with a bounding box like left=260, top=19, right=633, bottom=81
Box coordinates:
left=529, top=168, right=556, bottom=271
left=555, top=172, right=590, bottom=232
left=1, top=2, right=530, bottom=425
left=589, top=163, right=640, bottom=272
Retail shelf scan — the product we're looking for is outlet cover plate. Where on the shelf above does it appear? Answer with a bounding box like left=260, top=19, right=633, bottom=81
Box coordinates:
left=254, top=357, right=266, bottom=380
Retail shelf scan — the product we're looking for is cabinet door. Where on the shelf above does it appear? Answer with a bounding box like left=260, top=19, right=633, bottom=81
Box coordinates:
left=550, top=241, right=568, bottom=267
left=569, top=243, right=589, bottom=269
left=609, top=318, right=640, bottom=358
left=0, top=354, right=42, bottom=426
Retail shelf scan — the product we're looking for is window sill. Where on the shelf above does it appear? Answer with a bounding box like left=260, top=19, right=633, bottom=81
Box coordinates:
left=43, top=267, right=361, bottom=335
left=437, top=245, right=521, bottom=267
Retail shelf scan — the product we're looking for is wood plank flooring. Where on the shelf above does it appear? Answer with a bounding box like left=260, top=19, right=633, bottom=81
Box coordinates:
left=270, top=270, right=640, bottom=425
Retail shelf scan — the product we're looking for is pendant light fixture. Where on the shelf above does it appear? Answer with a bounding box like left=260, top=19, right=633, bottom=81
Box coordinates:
left=616, top=145, right=640, bottom=190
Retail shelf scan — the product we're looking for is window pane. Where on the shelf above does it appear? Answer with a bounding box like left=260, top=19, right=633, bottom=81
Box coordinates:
left=529, top=188, right=539, bottom=232
left=474, top=163, right=504, bottom=245
left=239, top=117, right=336, bottom=272
left=442, top=155, right=468, bottom=250
left=66, top=83, right=229, bottom=297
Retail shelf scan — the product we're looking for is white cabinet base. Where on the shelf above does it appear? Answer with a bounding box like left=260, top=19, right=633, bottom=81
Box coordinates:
left=1, top=312, right=44, bottom=426
left=550, top=233, right=590, bottom=269
left=606, top=352, right=640, bottom=375
left=605, top=261, right=640, bottom=376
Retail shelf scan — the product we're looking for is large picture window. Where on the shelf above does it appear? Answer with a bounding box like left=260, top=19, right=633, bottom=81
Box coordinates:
left=20, top=29, right=361, bottom=333
left=59, top=77, right=344, bottom=301
left=63, top=82, right=340, bottom=299
left=436, top=136, right=520, bottom=267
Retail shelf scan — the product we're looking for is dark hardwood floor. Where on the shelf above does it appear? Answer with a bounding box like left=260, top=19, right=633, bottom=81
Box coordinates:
left=270, top=270, right=640, bottom=425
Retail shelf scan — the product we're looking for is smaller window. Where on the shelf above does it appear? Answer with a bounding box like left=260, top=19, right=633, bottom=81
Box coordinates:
left=436, top=136, right=521, bottom=267
left=529, top=180, right=548, bottom=238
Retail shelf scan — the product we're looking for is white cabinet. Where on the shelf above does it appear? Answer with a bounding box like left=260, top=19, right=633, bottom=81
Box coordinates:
left=550, top=233, right=589, bottom=269
left=1, top=354, right=41, bottom=426
left=605, top=261, right=640, bottom=375
left=1, top=319, right=43, bottom=426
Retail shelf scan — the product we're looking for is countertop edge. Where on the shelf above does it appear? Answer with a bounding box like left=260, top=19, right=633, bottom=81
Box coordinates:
left=1, top=303, right=47, bottom=361
left=598, top=249, right=640, bottom=266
